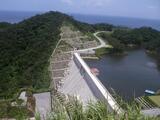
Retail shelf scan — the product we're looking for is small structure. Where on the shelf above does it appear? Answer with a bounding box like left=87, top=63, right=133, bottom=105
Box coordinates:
left=19, top=91, right=27, bottom=106
left=11, top=91, right=27, bottom=107
left=90, top=68, right=100, bottom=76
left=141, top=108, right=160, bottom=117
left=145, top=90, right=155, bottom=95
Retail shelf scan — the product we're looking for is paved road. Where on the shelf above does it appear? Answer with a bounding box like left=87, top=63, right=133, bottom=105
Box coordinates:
left=76, top=31, right=112, bottom=54
left=34, top=92, right=51, bottom=120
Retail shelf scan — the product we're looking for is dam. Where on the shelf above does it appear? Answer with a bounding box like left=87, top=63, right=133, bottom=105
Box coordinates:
left=58, top=52, right=122, bottom=114
left=50, top=26, right=123, bottom=115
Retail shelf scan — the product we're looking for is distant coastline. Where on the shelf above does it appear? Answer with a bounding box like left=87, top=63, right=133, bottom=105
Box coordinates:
left=71, top=13, right=160, bottom=31
left=0, top=11, right=160, bottom=31
left=0, top=11, right=43, bottom=23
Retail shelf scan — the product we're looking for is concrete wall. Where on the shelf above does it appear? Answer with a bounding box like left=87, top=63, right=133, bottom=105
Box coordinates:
left=73, top=53, right=123, bottom=114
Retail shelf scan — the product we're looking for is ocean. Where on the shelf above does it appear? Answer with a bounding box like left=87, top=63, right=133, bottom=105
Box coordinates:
left=0, top=11, right=160, bottom=30
left=72, top=14, right=160, bottom=31
left=0, top=11, right=43, bottom=23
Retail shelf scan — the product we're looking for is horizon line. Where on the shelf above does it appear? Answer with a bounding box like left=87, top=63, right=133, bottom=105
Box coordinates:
left=0, top=10, right=160, bottom=21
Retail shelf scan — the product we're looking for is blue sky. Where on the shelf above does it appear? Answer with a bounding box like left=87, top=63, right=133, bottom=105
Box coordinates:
left=0, top=0, right=160, bottom=20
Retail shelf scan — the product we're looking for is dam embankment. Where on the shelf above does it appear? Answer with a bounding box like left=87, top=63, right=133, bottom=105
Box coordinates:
left=73, top=53, right=123, bottom=114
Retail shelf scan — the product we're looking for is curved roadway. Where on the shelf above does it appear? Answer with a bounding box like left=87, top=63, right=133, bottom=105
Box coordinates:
left=77, top=31, right=112, bottom=54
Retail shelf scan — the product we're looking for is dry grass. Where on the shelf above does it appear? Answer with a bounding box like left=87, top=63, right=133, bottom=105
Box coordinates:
left=149, top=95, right=160, bottom=107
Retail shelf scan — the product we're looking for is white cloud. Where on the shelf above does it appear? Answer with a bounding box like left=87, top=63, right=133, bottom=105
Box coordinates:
left=61, top=0, right=73, bottom=5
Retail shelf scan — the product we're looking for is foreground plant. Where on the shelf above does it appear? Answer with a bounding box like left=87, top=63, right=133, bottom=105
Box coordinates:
left=46, top=94, right=159, bottom=120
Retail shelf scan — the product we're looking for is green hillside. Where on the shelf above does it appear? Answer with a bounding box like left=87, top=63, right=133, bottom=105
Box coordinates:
left=0, top=11, right=72, bottom=98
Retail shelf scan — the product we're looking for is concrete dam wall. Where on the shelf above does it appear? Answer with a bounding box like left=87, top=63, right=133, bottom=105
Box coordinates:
left=73, top=53, right=123, bottom=114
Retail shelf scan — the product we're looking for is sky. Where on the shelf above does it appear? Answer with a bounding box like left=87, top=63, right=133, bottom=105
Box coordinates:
left=0, top=0, right=160, bottom=20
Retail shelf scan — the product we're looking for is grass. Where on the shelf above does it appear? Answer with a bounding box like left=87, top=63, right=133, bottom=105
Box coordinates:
left=148, top=95, right=160, bottom=107
left=95, top=47, right=111, bottom=57
left=62, top=21, right=78, bottom=31
left=1, top=93, right=160, bottom=119
left=48, top=95, right=160, bottom=120
left=0, top=101, right=30, bottom=119
left=0, top=89, right=36, bottom=119
left=35, top=113, right=41, bottom=120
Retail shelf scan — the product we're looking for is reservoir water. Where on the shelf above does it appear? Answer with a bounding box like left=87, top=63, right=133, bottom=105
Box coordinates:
left=85, top=49, right=160, bottom=101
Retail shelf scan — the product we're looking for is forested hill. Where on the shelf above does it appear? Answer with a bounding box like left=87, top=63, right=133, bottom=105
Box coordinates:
left=112, top=27, right=160, bottom=49
left=0, top=11, right=72, bottom=98
left=0, top=11, right=115, bottom=99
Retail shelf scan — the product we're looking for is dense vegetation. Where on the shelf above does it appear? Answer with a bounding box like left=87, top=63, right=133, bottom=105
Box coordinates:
left=100, top=27, right=160, bottom=52
left=112, top=27, right=160, bottom=50
left=0, top=11, right=73, bottom=98
left=0, top=100, right=30, bottom=119
left=0, top=22, right=12, bottom=30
